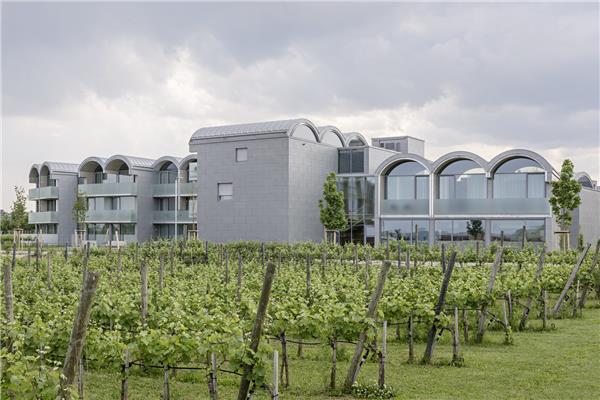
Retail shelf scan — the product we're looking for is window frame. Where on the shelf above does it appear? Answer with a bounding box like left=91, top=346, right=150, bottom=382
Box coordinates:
left=236, top=148, right=248, bottom=162
left=217, top=182, right=233, bottom=201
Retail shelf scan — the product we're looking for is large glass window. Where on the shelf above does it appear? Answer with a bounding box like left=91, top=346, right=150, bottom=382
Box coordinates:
left=438, top=159, right=486, bottom=199
left=381, top=219, right=428, bottom=244
left=384, top=161, right=429, bottom=200
left=493, top=157, right=545, bottom=199
left=491, top=220, right=545, bottom=243
left=337, top=176, right=375, bottom=244
left=434, top=219, right=485, bottom=242
left=339, top=149, right=365, bottom=174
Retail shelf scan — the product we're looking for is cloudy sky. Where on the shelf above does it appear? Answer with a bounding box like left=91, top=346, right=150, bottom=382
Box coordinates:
left=1, top=2, right=598, bottom=209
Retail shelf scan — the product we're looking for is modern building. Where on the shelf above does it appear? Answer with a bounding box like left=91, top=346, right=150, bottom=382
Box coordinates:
left=28, top=118, right=600, bottom=249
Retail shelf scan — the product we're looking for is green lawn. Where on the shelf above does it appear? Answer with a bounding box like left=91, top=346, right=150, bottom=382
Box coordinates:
left=86, top=307, right=600, bottom=399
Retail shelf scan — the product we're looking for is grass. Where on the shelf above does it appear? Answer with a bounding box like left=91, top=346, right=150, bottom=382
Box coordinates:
left=85, top=306, right=600, bottom=399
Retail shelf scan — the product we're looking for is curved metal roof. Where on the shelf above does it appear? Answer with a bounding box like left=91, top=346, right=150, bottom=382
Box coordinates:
left=152, top=156, right=184, bottom=170
left=342, top=132, right=368, bottom=146
left=431, top=151, right=489, bottom=174
left=180, top=154, right=198, bottom=169
left=318, top=126, right=346, bottom=147
left=105, top=154, right=156, bottom=171
left=78, top=157, right=108, bottom=173
left=41, top=161, right=79, bottom=174
left=190, top=118, right=319, bottom=142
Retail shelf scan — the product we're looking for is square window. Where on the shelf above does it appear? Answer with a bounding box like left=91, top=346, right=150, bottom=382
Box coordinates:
left=236, top=148, right=248, bottom=162
left=218, top=183, right=233, bottom=201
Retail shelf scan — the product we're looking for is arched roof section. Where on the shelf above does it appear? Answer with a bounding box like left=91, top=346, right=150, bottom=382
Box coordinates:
left=79, top=157, right=107, bottom=173
left=41, top=161, right=79, bottom=175
left=180, top=154, right=198, bottom=170
left=190, top=118, right=320, bottom=143
left=29, top=164, right=40, bottom=183
left=343, top=132, right=368, bottom=147
left=318, top=126, right=346, bottom=147
left=488, top=149, right=554, bottom=179
left=374, top=153, right=432, bottom=176
left=575, top=172, right=596, bottom=189
left=289, top=121, right=320, bottom=142
left=431, top=151, right=489, bottom=175
left=152, top=156, right=183, bottom=171
left=105, top=155, right=155, bottom=172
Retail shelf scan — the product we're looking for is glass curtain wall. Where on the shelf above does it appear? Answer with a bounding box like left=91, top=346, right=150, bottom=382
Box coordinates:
left=493, top=158, right=545, bottom=199
left=491, top=220, right=545, bottom=243
left=337, top=176, right=375, bottom=244
left=434, top=219, right=485, bottom=242
left=438, top=159, right=486, bottom=199
left=380, top=219, right=429, bottom=244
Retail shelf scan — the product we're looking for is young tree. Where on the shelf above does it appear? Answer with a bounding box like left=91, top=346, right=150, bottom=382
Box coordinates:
left=0, top=212, right=12, bottom=232
left=72, top=191, right=88, bottom=246
left=466, top=219, right=484, bottom=240
left=10, top=186, right=29, bottom=231
left=549, top=159, right=581, bottom=250
left=318, top=172, right=347, bottom=243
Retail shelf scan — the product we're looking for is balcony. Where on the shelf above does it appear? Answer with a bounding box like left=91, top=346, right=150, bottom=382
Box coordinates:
left=29, top=186, right=59, bottom=200
left=434, top=198, right=550, bottom=216
left=153, top=210, right=196, bottom=223
left=79, top=182, right=137, bottom=196
left=86, top=210, right=137, bottom=223
left=381, top=199, right=429, bottom=216
left=152, top=182, right=198, bottom=197
left=29, top=211, right=59, bottom=224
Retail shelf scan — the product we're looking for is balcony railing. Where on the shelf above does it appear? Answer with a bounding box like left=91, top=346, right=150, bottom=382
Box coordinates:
left=434, top=198, right=550, bottom=216
left=180, top=182, right=198, bottom=196
left=86, top=210, right=137, bottom=223
left=29, top=186, right=59, bottom=200
left=381, top=199, right=429, bottom=215
left=29, top=211, right=59, bottom=224
left=152, top=182, right=198, bottom=197
left=153, top=210, right=196, bottom=223
left=79, top=182, right=137, bottom=196
left=37, top=233, right=58, bottom=245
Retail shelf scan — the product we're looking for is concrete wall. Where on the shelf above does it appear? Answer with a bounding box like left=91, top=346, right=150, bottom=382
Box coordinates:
left=135, top=169, right=155, bottom=242
left=288, top=138, right=338, bottom=242
left=56, top=173, right=78, bottom=245
left=571, top=188, right=600, bottom=247
left=192, top=135, right=290, bottom=242
left=367, top=147, right=397, bottom=174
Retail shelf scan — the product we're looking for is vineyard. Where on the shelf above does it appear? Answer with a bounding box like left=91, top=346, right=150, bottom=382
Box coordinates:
left=1, top=239, right=599, bottom=399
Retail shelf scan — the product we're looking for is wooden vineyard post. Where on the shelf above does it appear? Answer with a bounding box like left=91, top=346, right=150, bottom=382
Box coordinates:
left=441, top=243, right=446, bottom=274
left=462, top=309, right=469, bottom=343
left=414, top=224, right=419, bottom=249
left=59, top=271, right=100, bottom=399
left=385, top=232, right=390, bottom=260
left=236, top=252, right=242, bottom=307
left=521, top=225, right=526, bottom=249
left=552, top=243, right=591, bottom=316
left=169, top=245, right=174, bottom=274
left=343, top=261, right=391, bottom=391
left=407, top=313, right=414, bottom=363
left=141, top=262, right=148, bottom=327
left=542, top=290, right=548, bottom=330
left=397, top=240, right=402, bottom=272
left=519, top=247, right=545, bottom=330
left=4, top=243, right=15, bottom=352
left=65, top=242, right=69, bottom=261
left=406, top=250, right=410, bottom=275
left=422, top=251, right=457, bottom=364
left=572, top=280, right=580, bottom=318
left=121, top=349, right=129, bottom=400
left=501, top=300, right=512, bottom=345
left=506, top=290, right=513, bottom=323
left=321, top=251, right=327, bottom=279
left=451, top=306, right=464, bottom=366
left=225, top=250, right=230, bottom=284
left=364, top=255, right=370, bottom=292
left=500, top=230, right=504, bottom=247
left=237, top=262, right=277, bottom=400
left=159, top=254, right=165, bottom=291
left=378, top=320, right=387, bottom=388
left=205, top=240, right=210, bottom=264
left=36, top=239, right=41, bottom=270
left=117, top=246, right=122, bottom=275
left=47, top=250, right=52, bottom=290
left=280, top=332, right=289, bottom=388
left=476, top=241, right=480, bottom=266
left=579, top=239, right=600, bottom=310
left=475, top=248, right=503, bottom=343
left=208, top=352, right=218, bottom=400
left=273, top=350, right=279, bottom=400
left=27, top=245, right=31, bottom=267
left=163, top=365, right=170, bottom=400
left=330, top=337, right=337, bottom=389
